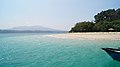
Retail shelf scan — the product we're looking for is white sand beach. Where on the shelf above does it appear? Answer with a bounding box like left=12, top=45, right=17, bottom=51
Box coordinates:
left=47, top=32, right=120, bottom=40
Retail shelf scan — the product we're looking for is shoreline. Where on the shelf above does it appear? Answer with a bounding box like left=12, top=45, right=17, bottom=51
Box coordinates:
left=46, top=32, right=120, bottom=40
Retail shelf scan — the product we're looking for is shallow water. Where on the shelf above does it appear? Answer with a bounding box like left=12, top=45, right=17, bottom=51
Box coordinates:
left=0, top=33, right=120, bottom=67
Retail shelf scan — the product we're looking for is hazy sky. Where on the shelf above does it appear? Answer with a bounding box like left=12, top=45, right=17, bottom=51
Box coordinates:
left=0, top=0, right=120, bottom=30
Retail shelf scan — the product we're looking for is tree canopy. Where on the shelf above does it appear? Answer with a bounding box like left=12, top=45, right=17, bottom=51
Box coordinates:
left=69, top=22, right=94, bottom=32
left=94, top=9, right=120, bottom=22
left=69, top=8, right=120, bottom=32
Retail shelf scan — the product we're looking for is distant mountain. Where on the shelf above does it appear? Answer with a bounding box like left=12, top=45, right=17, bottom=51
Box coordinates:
left=9, top=26, right=59, bottom=31
left=0, top=26, right=67, bottom=33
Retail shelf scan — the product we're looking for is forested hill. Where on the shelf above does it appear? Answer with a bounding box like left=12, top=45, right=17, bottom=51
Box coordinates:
left=69, top=8, right=120, bottom=32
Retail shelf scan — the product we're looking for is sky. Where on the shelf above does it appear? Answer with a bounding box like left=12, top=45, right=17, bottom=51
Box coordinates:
left=0, top=0, right=120, bottom=30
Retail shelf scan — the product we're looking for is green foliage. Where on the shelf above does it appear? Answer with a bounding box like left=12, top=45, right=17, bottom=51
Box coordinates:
left=69, top=8, right=120, bottom=32
left=69, top=22, right=94, bottom=32
left=94, top=9, right=120, bottom=22
left=111, top=20, right=120, bottom=31
left=93, top=21, right=112, bottom=32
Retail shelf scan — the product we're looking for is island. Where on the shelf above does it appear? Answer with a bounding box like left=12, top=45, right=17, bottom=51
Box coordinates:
left=69, top=8, right=120, bottom=32
left=47, top=8, right=120, bottom=40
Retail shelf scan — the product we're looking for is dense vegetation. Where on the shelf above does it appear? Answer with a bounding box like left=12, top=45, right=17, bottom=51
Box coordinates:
left=69, top=8, right=120, bottom=32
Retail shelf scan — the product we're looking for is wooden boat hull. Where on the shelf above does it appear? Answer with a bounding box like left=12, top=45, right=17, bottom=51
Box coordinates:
left=102, top=48, right=120, bottom=61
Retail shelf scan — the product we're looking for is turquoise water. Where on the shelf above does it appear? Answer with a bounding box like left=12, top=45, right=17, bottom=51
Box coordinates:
left=0, top=33, right=120, bottom=67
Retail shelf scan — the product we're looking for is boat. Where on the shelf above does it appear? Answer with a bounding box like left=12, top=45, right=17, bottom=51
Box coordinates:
left=102, top=48, right=120, bottom=61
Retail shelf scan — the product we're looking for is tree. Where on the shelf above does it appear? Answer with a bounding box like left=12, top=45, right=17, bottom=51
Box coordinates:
left=69, top=8, right=120, bottom=32
left=69, top=22, right=94, bottom=32
left=94, top=9, right=120, bottom=23
left=112, top=20, right=120, bottom=31
left=93, top=21, right=112, bottom=32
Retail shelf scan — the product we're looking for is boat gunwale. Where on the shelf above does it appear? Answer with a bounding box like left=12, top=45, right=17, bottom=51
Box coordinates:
left=102, top=48, right=120, bottom=54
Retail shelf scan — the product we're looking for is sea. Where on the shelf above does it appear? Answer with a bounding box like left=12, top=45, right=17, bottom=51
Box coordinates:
left=0, top=32, right=120, bottom=67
